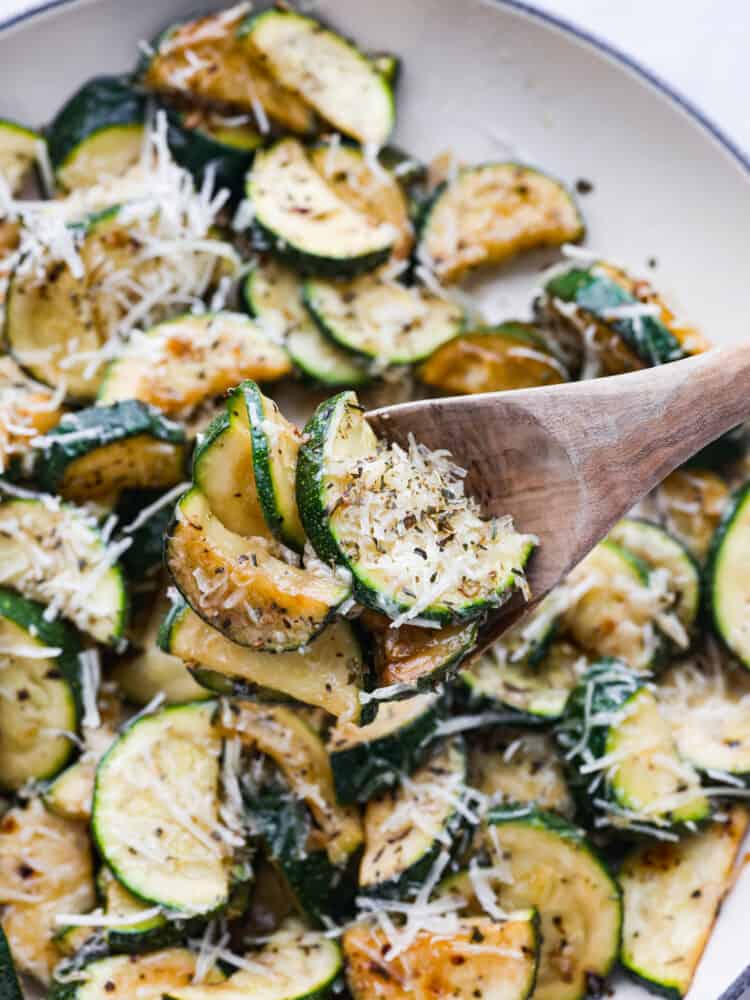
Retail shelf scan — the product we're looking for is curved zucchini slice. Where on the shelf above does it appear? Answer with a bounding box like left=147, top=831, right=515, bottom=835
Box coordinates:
left=468, top=729, right=574, bottom=818
left=33, top=400, right=186, bottom=501
left=165, top=920, right=342, bottom=1000
left=358, top=738, right=467, bottom=898
left=248, top=139, right=394, bottom=278
left=462, top=640, right=583, bottom=723
left=242, top=10, right=394, bottom=146
left=0, top=926, right=23, bottom=1000
left=620, top=807, right=749, bottom=1000
left=0, top=496, right=127, bottom=645
left=0, top=798, right=95, bottom=984
left=0, top=356, right=66, bottom=480
left=561, top=540, right=667, bottom=672
left=98, top=312, right=290, bottom=415
left=477, top=806, right=621, bottom=1000
left=166, top=488, right=348, bottom=651
left=166, top=107, right=262, bottom=199
left=196, top=380, right=305, bottom=549
left=659, top=656, right=750, bottom=783
left=309, top=141, right=413, bottom=259
left=114, top=487, right=179, bottom=582
left=92, top=700, right=230, bottom=914
left=328, top=693, right=439, bottom=804
left=343, top=914, right=539, bottom=1000
left=418, top=322, right=568, bottom=395
left=419, top=163, right=583, bottom=284
left=657, top=467, right=730, bottom=563
left=0, top=119, right=42, bottom=194
left=297, top=390, right=533, bottom=623
left=46, top=76, right=145, bottom=191
left=609, top=517, right=700, bottom=644
left=0, top=588, right=82, bottom=791
left=220, top=701, right=362, bottom=865
left=542, top=262, right=704, bottom=370
left=141, top=9, right=314, bottom=133
left=244, top=260, right=370, bottom=387
left=363, top=611, right=478, bottom=692
left=112, top=589, right=205, bottom=706
left=160, top=598, right=372, bottom=723
left=708, top=480, right=750, bottom=668
left=6, top=202, right=237, bottom=400
left=559, top=660, right=710, bottom=832
left=51, top=947, right=222, bottom=1000
left=303, top=272, right=463, bottom=365
left=43, top=757, right=98, bottom=822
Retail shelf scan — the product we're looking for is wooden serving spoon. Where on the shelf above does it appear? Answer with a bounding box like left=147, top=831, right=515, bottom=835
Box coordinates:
left=368, top=343, right=750, bottom=653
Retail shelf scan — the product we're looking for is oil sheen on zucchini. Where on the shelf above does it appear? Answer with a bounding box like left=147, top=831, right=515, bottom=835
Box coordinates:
left=166, top=488, right=349, bottom=652
left=418, top=163, right=583, bottom=283
left=297, top=390, right=534, bottom=623
left=33, top=400, right=187, bottom=501
left=0, top=588, right=82, bottom=791
left=159, top=597, right=372, bottom=723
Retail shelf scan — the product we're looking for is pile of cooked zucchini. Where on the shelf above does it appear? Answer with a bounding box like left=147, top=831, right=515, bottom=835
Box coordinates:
left=1, top=4, right=749, bottom=999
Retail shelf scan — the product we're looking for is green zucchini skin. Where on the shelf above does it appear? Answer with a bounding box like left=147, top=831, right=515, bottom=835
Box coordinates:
left=0, top=924, right=24, bottom=1000
left=165, top=108, right=260, bottom=201
left=114, top=487, right=178, bottom=582
left=252, top=217, right=392, bottom=280
left=328, top=696, right=439, bottom=804
left=46, top=75, right=145, bottom=183
left=544, top=266, right=684, bottom=367
left=246, top=788, right=358, bottom=926
left=707, top=480, right=750, bottom=669
left=33, top=401, right=186, bottom=495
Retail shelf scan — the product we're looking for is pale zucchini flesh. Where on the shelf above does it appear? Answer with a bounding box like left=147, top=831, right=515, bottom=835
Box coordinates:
left=51, top=947, right=221, bottom=1000
left=0, top=119, right=41, bottom=194
left=243, top=10, right=394, bottom=146
left=92, top=700, right=230, bottom=914
left=708, top=481, right=750, bottom=668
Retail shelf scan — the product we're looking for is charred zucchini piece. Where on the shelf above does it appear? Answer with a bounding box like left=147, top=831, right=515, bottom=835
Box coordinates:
left=92, top=700, right=230, bottom=914
left=159, top=597, right=372, bottom=724
left=558, top=660, right=710, bottom=832
left=418, top=163, right=583, bottom=283
left=0, top=588, right=82, bottom=791
left=309, top=141, right=413, bottom=259
left=98, top=312, right=290, bottom=415
left=244, top=259, right=370, bottom=387
left=365, top=613, right=478, bottom=692
left=50, top=947, right=223, bottom=1000
left=328, top=693, right=439, bottom=804
left=33, top=401, right=186, bottom=501
left=303, top=271, right=463, bottom=365
left=0, top=356, right=66, bottom=480
left=418, top=322, right=568, bottom=395
left=166, top=488, right=348, bottom=651
left=343, top=914, right=539, bottom=1000
left=248, top=139, right=394, bottom=278
left=0, top=798, right=95, bottom=984
left=620, top=808, right=749, bottom=1000
left=0, top=496, right=127, bottom=645
left=297, top=390, right=533, bottom=624
left=46, top=76, right=145, bottom=191
left=141, top=9, right=314, bottom=133
left=241, top=10, right=394, bottom=145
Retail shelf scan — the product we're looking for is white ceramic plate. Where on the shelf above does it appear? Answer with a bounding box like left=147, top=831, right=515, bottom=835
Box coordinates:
left=1, top=1, right=748, bottom=997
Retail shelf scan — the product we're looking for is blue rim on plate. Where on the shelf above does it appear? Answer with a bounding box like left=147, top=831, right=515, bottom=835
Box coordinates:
left=0, top=0, right=748, bottom=996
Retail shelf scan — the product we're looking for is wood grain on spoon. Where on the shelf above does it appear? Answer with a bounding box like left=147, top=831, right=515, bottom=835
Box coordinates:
left=368, top=343, right=750, bottom=652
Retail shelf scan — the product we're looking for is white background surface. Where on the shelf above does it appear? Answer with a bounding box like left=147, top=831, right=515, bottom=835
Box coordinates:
left=0, top=0, right=749, bottom=154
